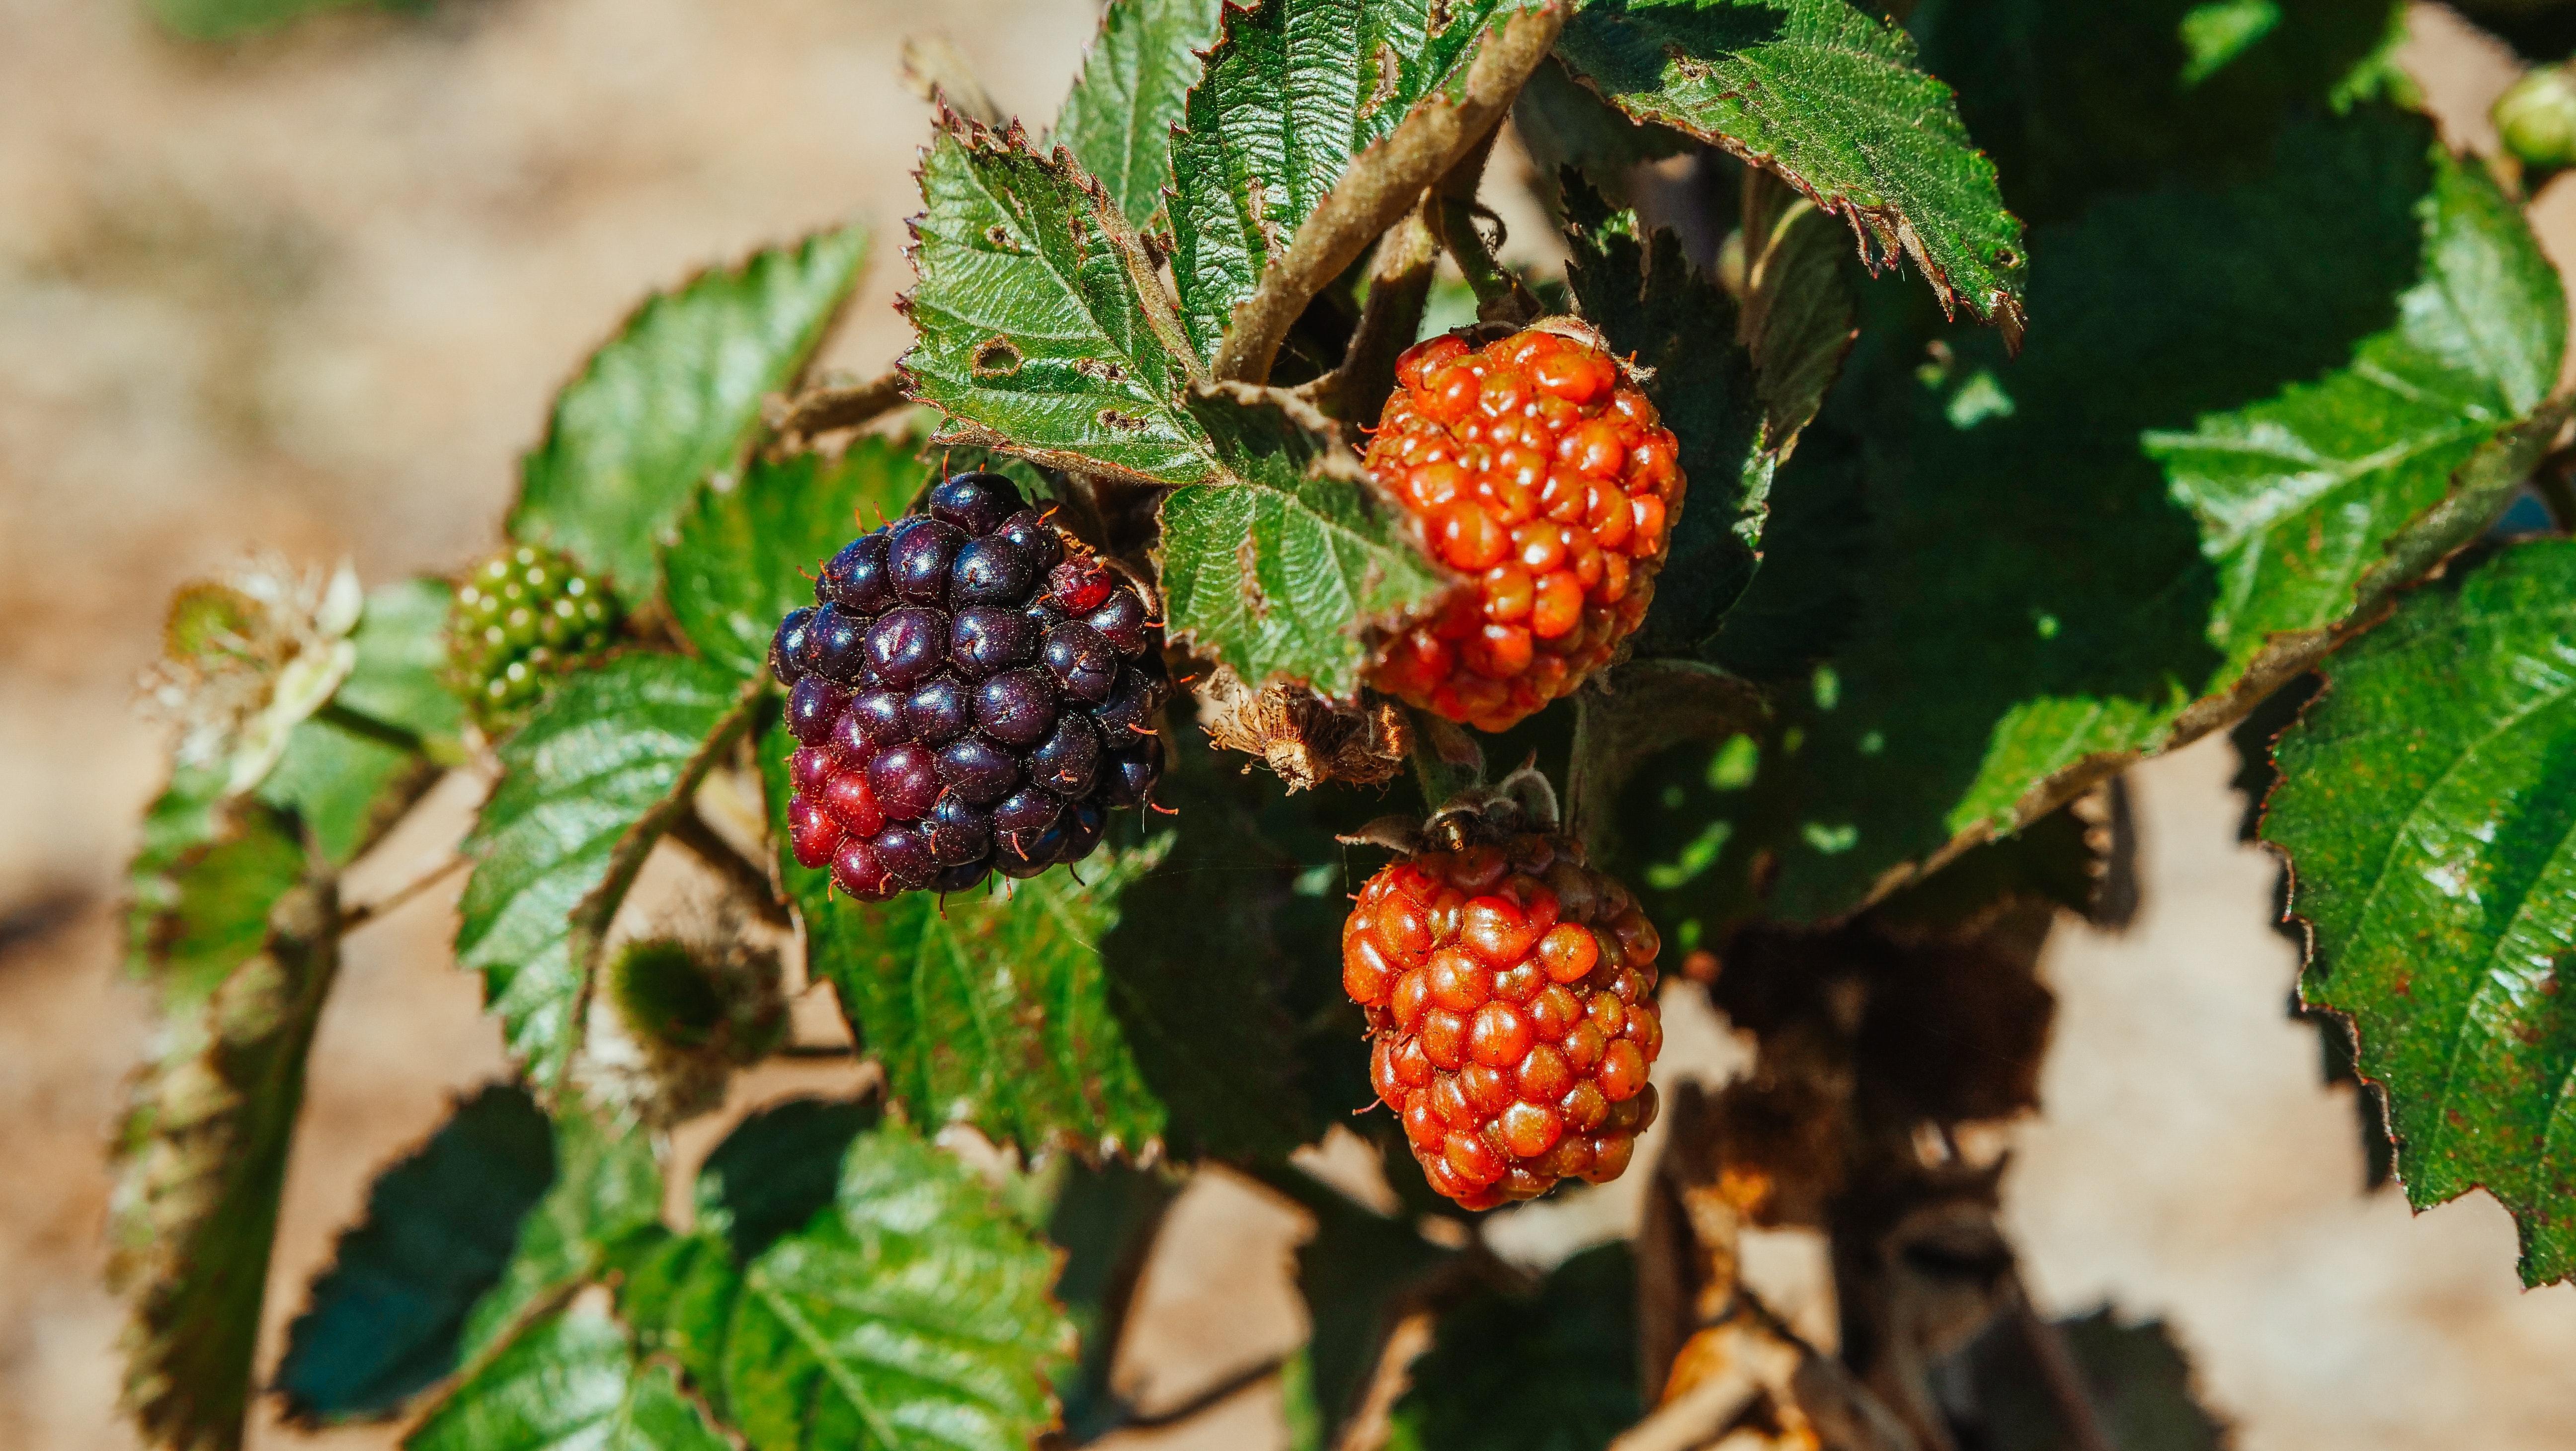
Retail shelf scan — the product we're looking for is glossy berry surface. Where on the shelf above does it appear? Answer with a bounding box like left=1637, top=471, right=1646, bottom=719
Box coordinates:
left=772, top=471, right=1168, bottom=901
left=1365, top=327, right=1685, bottom=732
left=1344, top=830, right=1664, bottom=1210
left=447, top=543, right=620, bottom=730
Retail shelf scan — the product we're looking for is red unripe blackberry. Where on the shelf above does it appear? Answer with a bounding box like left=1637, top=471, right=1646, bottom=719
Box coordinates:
left=773, top=473, right=1168, bottom=901
left=1341, top=777, right=1663, bottom=1209
left=1365, top=325, right=1685, bottom=733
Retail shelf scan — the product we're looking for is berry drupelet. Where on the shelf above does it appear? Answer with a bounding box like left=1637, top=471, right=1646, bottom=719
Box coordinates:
left=1365, top=326, right=1685, bottom=733
left=772, top=472, right=1169, bottom=901
left=1340, top=779, right=1663, bottom=1209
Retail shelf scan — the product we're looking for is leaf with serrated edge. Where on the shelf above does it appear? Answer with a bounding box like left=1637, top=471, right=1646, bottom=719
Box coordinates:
left=1168, top=0, right=1524, bottom=361
left=408, top=1302, right=730, bottom=1451
left=456, top=1104, right=663, bottom=1365
left=510, top=226, right=868, bottom=596
left=277, top=1086, right=555, bottom=1424
left=455, top=655, right=758, bottom=1090
left=2268, top=539, right=2576, bottom=1287
left=1054, top=0, right=1227, bottom=232
left=1555, top=0, right=2028, bottom=337
left=1674, top=110, right=2567, bottom=924
left=904, top=121, right=1222, bottom=486
left=110, top=834, right=336, bottom=1451
left=1158, top=383, right=1455, bottom=699
left=722, top=1120, right=1073, bottom=1451
left=665, top=437, right=927, bottom=679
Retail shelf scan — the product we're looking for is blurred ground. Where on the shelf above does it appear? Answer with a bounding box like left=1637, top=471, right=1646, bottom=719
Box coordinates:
left=2, top=1, right=2574, bottom=1448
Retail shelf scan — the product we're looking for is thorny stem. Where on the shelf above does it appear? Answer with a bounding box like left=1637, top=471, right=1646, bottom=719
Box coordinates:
left=768, top=369, right=909, bottom=445
left=1210, top=1, right=1568, bottom=384
left=1434, top=194, right=1542, bottom=327
left=337, top=853, right=470, bottom=934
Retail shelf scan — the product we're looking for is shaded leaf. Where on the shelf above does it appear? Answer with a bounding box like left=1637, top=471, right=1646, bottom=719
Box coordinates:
left=1511, top=58, right=1691, bottom=209
left=694, top=1096, right=883, bottom=1262
left=665, top=437, right=927, bottom=679
left=1045, top=1161, right=1179, bottom=1439
left=510, top=226, right=869, bottom=595
left=1054, top=0, right=1229, bottom=231
left=722, top=1120, right=1073, bottom=1451
left=337, top=577, right=468, bottom=751
left=2266, top=538, right=2576, bottom=1286
left=903, top=122, right=1221, bottom=486
left=1913, top=0, right=2407, bottom=224
left=1167, top=0, right=1527, bottom=360
left=457, top=1104, right=663, bottom=1362
left=1562, top=185, right=1766, bottom=655
left=1960, top=1307, right=2227, bottom=1451
left=277, top=1086, right=556, bottom=1424
left=110, top=845, right=338, bottom=1451
left=1660, top=109, right=2567, bottom=924
left=259, top=718, right=436, bottom=871
left=1382, top=1244, right=1640, bottom=1451
left=1555, top=0, right=2028, bottom=335
left=1157, top=384, right=1456, bottom=699
left=1262, top=1167, right=1460, bottom=1445
left=409, top=1303, right=730, bottom=1451
left=456, top=655, right=759, bottom=1089
left=761, top=709, right=1311, bottom=1162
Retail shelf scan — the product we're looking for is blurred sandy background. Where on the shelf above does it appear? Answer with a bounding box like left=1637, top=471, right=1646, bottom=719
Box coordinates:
left=4, top=1, right=2575, bottom=1448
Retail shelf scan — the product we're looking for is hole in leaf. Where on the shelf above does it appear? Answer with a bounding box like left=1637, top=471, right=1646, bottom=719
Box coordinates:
left=973, top=337, right=1024, bottom=378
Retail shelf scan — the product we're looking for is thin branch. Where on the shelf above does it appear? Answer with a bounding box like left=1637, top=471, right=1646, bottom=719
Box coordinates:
left=1074, top=1355, right=1289, bottom=1443
left=1210, top=2, right=1569, bottom=384
left=337, top=853, right=470, bottom=934
left=668, top=809, right=791, bottom=928
left=1301, top=206, right=1439, bottom=426
left=774, top=1042, right=858, bottom=1059
left=2006, top=1279, right=2118, bottom=1451
left=769, top=370, right=910, bottom=446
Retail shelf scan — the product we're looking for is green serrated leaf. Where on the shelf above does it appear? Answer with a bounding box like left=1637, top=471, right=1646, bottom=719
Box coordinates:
left=1168, top=0, right=1524, bottom=360
left=2265, top=539, right=2576, bottom=1287
left=1914, top=0, right=2409, bottom=224
left=409, top=1303, right=731, bottom=1451
left=1382, top=1244, right=1640, bottom=1451
left=694, top=1097, right=883, bottom=1262
left=904, top=123, right=1222, bottom=486
left=456, top=655, right=758, bottom=1089
left=339, top=577, right=467, bottom=751
left=110, top=846, right=337, bottom=1451
left=509, top=226, right=868, bottom=596
left=1562, top=184, right=1767, bottom=655
left=722, top=1120, right=1074, bottom=1451
left=613, top=1230, right=742, bottom=1406
left=665, top=437, right=927, bottom=679
left=1556, top=0, right=2028, bottom=336
left=1157, top=384, right=1455, bottom=699
left=459, top=1104, right=663, bottom=1363
left=1054, top=0, right=1229, bottom=232
left=1671, top=108, right=2568, bottom=924
left=761, top=711, right=1308, bottom=1159
left=258, top=717, right=436, bottom=871
left=277, top=1086, right=556, bottom=1424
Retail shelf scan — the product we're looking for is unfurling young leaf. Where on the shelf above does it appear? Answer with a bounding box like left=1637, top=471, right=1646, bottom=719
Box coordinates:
left=455, top=655, right=761, bottom=1089
left=1554, top=0, right=2029, bottom=339
left=2266, top=539, right=2576, bottom=1287
left=277, top=1086, right=556, bottom=1424
left=903, top=121, right=1223, bottom=486
left=510, top=225, right=870, bottom=598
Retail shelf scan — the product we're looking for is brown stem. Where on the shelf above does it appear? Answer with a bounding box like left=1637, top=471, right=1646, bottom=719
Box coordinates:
left=1210, top=2, right=1568, bottom=384
left=667, top=809, right=791, bottom=928
left=1304, top=207, right=1439, bottom=426
left=769, top=370, right=910, bottom=445
left=337, top=853, right=470, bottom=934
left=1079, top=1355, right=1289, bottom=1442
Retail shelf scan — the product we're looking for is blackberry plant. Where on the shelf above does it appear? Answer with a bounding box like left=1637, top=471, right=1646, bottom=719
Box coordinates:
left=104, top=2, right=2576, bottom=1450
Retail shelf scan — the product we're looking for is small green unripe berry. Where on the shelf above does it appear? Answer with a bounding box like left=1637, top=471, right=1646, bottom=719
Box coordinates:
left=2497, top=65, right=2576, bottom=172
left=444, top=543, right=621, bottom=732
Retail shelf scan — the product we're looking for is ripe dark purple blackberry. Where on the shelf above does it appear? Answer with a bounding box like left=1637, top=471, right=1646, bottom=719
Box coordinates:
left=772, top=470, right=1169, bottom=901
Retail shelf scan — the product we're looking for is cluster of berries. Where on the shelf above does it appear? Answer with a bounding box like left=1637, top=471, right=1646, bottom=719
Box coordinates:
left=447, top=544, right=619, bottom=729
left=1341, top=800, right=1664, bottom=1210
left=770, top=472, right=1168, bottom=900
left=1365, top=327, right=1684, bottom=733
